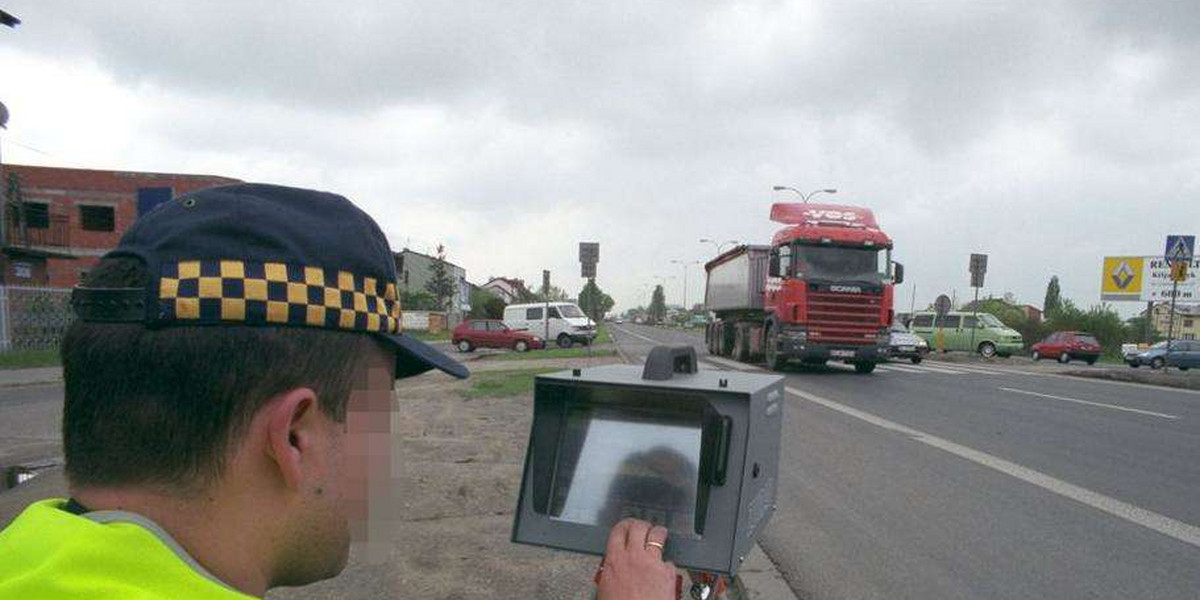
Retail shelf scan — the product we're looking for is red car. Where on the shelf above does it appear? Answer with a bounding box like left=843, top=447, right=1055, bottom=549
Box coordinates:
left=452, top=319, right=545, bottom=353
left=1031, top=331, right=1101, bottom=364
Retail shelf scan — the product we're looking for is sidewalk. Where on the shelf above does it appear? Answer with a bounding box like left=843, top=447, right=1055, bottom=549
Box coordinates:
left=0, top=367, right=63, bottom=388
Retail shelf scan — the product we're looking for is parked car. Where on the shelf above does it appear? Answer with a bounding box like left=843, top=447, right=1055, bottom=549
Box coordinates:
left=1121, top=343, right=1147, bottom=366
left=451, top=319, right=545, bottom=353
left=503, top=302, right=596, bottom=348
left=1031, top=331, right=1102, bottom=364
left=1130, top=340, right=1200, bottom=370
left=614, top=317, right=625, bottom=324
left=889, top=321, right=930, bottom=364
left=908, top=311, right=1024, bottom=357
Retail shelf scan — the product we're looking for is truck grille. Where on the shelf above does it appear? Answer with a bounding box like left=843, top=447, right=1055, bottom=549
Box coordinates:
left=806, top=292, right=883, bottom=345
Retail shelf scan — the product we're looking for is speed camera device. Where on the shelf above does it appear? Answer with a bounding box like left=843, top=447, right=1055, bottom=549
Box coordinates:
left=511, top=346, right=784, bottom=575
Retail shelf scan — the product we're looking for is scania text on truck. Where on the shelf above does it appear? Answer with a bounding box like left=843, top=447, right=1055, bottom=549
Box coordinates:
left=703, top=202, right=904, bottom=373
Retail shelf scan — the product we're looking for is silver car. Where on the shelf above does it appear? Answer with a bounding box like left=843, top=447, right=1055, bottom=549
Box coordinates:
left=890, top=322, right=930, bottom=364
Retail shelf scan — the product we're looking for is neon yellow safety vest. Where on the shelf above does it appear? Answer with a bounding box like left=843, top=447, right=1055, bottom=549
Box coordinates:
left=0, top=498, right=259, bottom=600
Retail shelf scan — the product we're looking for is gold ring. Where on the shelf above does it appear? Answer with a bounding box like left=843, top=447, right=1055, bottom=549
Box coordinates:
left=645, top=540, right=665, bottom=551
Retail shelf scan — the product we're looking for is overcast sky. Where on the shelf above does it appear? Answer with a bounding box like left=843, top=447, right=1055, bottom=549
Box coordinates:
left=2, top=1, right=1198, bottom=313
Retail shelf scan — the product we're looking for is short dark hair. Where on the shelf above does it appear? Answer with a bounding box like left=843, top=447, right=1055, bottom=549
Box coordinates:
left=62, top=256, right=372, bottom=491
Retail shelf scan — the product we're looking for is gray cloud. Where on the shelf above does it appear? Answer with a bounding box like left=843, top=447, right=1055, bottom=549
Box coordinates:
left=4, top=0, right=1199, bottom=311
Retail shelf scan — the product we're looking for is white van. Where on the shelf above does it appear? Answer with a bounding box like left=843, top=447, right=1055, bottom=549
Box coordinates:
left=504, top=302, right=596, bottom=348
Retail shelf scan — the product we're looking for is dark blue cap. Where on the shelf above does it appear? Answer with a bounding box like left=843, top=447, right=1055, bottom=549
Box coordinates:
left=72, top=183, right=468, bottom=380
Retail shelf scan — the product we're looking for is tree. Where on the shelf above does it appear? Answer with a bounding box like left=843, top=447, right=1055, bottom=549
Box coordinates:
left=401, top=290, right=442, bottom=311
left=648, top=285, right=666, bottom=324
left=469, top=288, right=506, bottom=319
left=578, top=280, right=615, bottom=322
left=1043, top=276, right=1062, bottom=318
left=424, top=244, right=457, bottom=312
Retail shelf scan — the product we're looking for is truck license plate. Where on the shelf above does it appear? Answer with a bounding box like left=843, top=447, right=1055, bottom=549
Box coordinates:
left=831, top=349, right=855, bottom=358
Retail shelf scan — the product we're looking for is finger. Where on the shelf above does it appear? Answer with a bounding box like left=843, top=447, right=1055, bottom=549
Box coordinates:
left=625, top=519, right=652, bottom=551
left=645, top=525, right=669, bottom=555
left=606, top=519, right=634, bottom=558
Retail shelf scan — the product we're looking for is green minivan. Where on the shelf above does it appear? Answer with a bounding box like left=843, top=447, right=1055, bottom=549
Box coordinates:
left=908, top=311, right=1024, bottom=357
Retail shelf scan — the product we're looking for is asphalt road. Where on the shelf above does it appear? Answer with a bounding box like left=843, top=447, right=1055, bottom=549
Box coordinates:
left=0, top=383, right=63, bottom=470
left=609, top=323, right=1200, bottom=600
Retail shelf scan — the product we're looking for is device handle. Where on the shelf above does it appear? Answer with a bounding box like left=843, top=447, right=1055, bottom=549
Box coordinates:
left=642, top=345, right=698, bottom=381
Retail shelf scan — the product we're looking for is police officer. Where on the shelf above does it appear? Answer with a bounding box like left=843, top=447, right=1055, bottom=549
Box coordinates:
left=0, top=184, right=677, bottom=599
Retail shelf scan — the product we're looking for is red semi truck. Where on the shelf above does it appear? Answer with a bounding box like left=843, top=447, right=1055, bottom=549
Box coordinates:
left=703, top=202, right=904, bottom=373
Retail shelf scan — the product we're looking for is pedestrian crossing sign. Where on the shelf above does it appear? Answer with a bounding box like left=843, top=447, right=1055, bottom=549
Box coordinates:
left=1165, top=235, right=1195, bottom=265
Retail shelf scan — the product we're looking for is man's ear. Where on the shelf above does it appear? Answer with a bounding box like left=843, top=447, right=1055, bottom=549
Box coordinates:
left=264, top=388, right=321, bottom=491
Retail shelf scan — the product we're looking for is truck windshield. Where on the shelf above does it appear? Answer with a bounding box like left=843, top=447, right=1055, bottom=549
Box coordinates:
left=791, top=244, right=885, bottom=282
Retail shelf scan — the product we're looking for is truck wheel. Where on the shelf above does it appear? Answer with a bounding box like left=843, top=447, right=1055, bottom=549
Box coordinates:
left=1150, top=357, right=1165, bottom=370
left=911, top=356, right=923, bottom=364
left=1031, top=350, right=1040, bottom=361
left=854, top=362, right=877, bottom=374
left=1057, top=353, right=1070, bottom=364
left=765, top=327, right=785, bottom=371
left=557, top=333, right=573, bottom=348
left=978, top=342, right=997, bottom=358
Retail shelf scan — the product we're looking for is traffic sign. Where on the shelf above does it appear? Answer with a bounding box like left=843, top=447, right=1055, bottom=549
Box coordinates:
left=1165, top=235, right=1195, bottom=264
left=579, top=242, right=599, bottom=279
left=1171, top=260, right=1189, bottom=283
left=969, top=253, right=987, bottom=288
left=934, top=294, right=952, bottom=317
left=579, top=242, right=599, bottom=264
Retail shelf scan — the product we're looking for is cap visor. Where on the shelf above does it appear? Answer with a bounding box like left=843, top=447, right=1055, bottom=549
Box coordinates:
left=378, top=332, right=470, bottom=379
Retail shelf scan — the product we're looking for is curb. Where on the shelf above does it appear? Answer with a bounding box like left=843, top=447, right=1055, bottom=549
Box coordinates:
left=730, top=545, right=802, bottom=600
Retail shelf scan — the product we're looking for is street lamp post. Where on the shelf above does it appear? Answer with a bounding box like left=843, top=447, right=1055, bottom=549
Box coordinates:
left=700, top=238, right=741, bottom=255
left=773, top=186, right=837, bottom=203
left=670, top=260, right=702, bottom=313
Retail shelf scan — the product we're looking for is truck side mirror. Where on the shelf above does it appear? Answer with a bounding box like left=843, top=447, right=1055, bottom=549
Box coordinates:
left=768, top=251, right=780, bottom=278
left=893, top=262, right=905, bottom=285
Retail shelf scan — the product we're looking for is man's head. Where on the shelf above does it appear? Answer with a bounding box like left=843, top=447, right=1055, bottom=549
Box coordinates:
left=61, top=184, right=466, bottom=589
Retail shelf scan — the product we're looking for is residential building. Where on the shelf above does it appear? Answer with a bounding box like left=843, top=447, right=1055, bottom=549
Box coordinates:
left=1020, top=304, right=1043, bottom=322
left=482, top=276, right=530, bottom=304
left=1147, top=303, right=1200, bottom=341
left=1, top=164, right=239, bottom=287
left=394, top=248, right=470, bottom=320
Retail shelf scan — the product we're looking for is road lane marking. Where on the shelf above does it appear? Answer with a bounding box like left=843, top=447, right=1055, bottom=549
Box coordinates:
left=909, top=364, right=970, bottom=375
left=879, top=364, right=926, bottom=373
left=997, top=387, right=1179, bottom=420
left=784, top=386, right=1200, bottom=549
left=611, top=325, right=668, bottom=345
left=706, top=355, right=751, bottom=370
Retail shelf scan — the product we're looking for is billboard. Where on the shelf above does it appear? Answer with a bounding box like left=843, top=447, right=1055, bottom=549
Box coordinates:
left=1101, top=256, right=1199, bottom=302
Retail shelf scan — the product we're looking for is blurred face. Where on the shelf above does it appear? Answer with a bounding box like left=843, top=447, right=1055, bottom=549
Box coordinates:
left=282, top=341, right=396, bottom=583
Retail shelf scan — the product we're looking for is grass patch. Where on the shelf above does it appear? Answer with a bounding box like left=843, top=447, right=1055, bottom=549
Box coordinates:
left=406, top=329, right=451, bottom=342
left=487, top=347, right=617, bottom=361
left=595, top=323, right=614, bottom=344
left=0, top=348, right=62, bottom=370
left=461, top=367, right=562, bottom=400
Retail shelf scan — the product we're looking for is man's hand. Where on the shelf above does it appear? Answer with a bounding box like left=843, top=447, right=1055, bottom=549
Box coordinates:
left=596, top=518, right=678, bottom=600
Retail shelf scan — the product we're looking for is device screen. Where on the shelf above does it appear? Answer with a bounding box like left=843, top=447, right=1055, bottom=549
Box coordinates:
left=548, top=403, right=703, bottom=535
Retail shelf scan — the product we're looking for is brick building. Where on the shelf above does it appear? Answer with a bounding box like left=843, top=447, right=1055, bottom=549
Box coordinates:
left=1, top=164, right=239, bottom=287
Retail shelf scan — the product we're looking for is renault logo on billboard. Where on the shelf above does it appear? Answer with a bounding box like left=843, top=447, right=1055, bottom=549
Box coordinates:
left=1100, top=256, right=1144, bottom=301
left=1110, top=260, right=1137, bottom=290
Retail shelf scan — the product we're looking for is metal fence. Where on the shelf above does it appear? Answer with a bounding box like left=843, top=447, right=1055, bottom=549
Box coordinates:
left=0, top=285, right=74, bottom=352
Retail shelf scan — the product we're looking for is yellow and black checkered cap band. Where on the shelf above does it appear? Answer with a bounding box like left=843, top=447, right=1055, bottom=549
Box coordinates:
left=157, top=260, right=401, bottom=334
